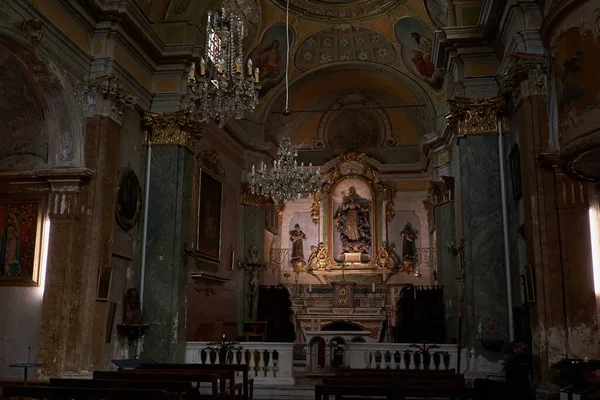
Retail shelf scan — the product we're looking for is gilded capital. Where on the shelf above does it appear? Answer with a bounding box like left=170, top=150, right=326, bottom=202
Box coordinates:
left=142, top=111, right=203, bottom=152
left=241, top=183, right=271, bottom=207
left=499, top=53, right=548, bottom=107
left=427, top=176, right=454, bottom=206
left=447, top=96, right=505, bottom=136
left=85, top=75, right=137, bottom=125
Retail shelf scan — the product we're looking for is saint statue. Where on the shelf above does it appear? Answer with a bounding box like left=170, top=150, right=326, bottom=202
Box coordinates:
left=333, top=186, right=372, bottom=254
left=290, top=224, right=307, bottom=261
left=401, top=222, right=419, bottom=261
left=124, top=288, right=142, bottom=325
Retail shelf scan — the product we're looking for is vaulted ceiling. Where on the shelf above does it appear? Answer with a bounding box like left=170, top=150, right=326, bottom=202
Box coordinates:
left=136, top=0, right=450, bottom=169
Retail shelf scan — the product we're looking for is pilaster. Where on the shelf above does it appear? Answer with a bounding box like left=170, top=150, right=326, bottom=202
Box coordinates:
left=428, top=178, right=459, bottom=341
left=36, top=170, right=94, bottom=378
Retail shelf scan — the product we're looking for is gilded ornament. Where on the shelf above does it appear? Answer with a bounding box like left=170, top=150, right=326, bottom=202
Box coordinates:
left=447, top=96, right=505, bottom=136
left=241, top=182, right=271, bottom=207
left=277, top=202, right=286, bottom=225
left=427, top=176, right=454, bottom=206
left=142, top=111, right=203, bottom=152
left=307, top=242, right=328, bottom=271
left=322, top=152, right=377, bottom=194
left=311, top=191, right=321, bottom=224
left=199, top=148, right=225, bottom=177
left=375, top=242, right=398, bottom=270
left=85, top=75, right=137, bottom=125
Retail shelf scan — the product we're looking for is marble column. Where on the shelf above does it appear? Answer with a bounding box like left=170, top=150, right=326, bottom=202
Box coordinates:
left=541, top=0, right=600, bottom=181
left=140, top=112, right=199, bottom=362
left=449, top=97, right=509, bottom=363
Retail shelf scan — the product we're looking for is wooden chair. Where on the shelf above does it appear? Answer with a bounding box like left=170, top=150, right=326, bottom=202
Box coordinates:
left=243, top=322, right=266, bottom=342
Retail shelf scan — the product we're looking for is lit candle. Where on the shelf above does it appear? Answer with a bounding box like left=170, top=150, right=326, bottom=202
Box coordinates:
left=254, top=67, right=260, bottom=83
left=372, top=283, right=376, bottom=293
left=309, top=284, right=312, bottom=293
left=247, top=59, right=253, bottom=76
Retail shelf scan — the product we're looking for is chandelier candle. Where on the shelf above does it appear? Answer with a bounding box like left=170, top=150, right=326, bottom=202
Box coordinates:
left=184, top=8, right=260, bottom=127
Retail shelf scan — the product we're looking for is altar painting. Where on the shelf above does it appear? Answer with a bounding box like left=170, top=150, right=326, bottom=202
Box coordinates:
left=331, top=178, right=373, bottom=263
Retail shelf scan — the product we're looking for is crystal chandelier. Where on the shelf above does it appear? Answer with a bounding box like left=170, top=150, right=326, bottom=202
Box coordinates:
left=247, top=0, right=322, bottom=202
left=184, top=7, right=260, bottom=128
left=249, top=137, right=322, bottom=202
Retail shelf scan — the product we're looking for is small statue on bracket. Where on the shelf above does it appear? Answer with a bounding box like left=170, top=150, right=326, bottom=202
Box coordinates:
left=117, top=287, right=149, bottom=345
left=400, top=222, right=419, bottom=273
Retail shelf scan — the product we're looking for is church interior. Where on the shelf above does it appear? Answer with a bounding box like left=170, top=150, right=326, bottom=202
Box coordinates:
left=1, top=0, right=600, bottom=399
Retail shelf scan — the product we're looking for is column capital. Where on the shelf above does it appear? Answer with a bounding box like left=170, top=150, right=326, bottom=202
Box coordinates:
left=499, top=53, right=549, bottom=108
left=84, top=75, right=137, bottom=125
left=142, top=111, right=204, bottom=152
left=427, top=176, right=455, bottom=206
left=45, top=169, right=93, bottom=220
left=447, top=96, right=505, bottom=136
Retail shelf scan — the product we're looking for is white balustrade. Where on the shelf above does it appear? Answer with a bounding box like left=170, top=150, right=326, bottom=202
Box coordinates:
left=185, top=342, right=295, bottom=386
left=347, top=343, right=468, bottom=373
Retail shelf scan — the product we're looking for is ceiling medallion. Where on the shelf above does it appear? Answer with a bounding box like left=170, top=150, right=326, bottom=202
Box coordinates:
left=270, top=0, right=399, bottom=21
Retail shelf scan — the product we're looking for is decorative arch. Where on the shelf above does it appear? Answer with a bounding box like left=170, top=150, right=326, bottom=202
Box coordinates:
left=313, top=91, right=395, bottom=149
left=0, top=32, right=84, bottom=170
left=261, top=62, right=437, bottom=126
left=295, top=26, right=397, bottom=71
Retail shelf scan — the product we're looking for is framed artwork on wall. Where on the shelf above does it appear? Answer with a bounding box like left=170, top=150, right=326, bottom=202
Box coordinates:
left=196, top=169, right=223, bottom=261
left=96, top=266, right=113, bottom=301
left=524, top=264, right=536, bottom=303
left=0, top=197, right=44, bottom=286
left=510, top=144, right=523, bottom=200
left=115, top=167, right=142, bottom=231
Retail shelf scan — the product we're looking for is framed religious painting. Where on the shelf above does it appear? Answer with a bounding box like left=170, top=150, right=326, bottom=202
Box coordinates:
left=115, top=167, right=142, bottom=232
left=510, top=144, right=523, bottom=200
left=0, top=197, right=44, bottom=286
left=196, top=169, right=223, bottom=261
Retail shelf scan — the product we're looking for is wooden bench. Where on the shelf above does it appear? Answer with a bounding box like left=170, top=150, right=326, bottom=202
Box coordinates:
left=93, top=370, right=234, bottom=400
left=0, top=385, right=176, bottom=400
left=337, top=368, right=457, bottom=375
left=140, top=363, right=253, bottom=400
left=317, top=377, right=469, bottom=400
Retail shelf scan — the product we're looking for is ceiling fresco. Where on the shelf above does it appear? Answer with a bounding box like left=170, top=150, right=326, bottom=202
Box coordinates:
left=294, top=26, right=397, bottom=70
left=270, top=0, right=400, bottom=21
left=134, top=0, right=448, bottom=167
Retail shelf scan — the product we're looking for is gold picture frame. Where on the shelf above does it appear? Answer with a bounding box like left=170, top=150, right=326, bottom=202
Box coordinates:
left=0, top=196, right=44, bottom=286
left=524, top=264, right=536, bottom=303
left=196, top=168, right=223, bottom=262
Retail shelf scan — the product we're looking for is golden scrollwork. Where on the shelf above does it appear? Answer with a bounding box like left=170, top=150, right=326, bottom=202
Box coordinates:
left=143, top=111, right=204, bottom=152
left=427, top=176, right=454, bottom=206
left=277, top=202, right=286, bottom=225
left=308, top=242, right=329, bottom=271
left=311, top=191, right=321, bottom=224
left=376, top=184, right=396, bottom=222
left=447, top=96, right=505, bottom=136
left=322, top=152, right=377, bottom=194
left=375, top=242, right=398, bottom=270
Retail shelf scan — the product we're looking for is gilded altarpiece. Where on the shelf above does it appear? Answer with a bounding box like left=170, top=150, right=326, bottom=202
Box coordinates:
left=280, top=154, right=404, bottom=343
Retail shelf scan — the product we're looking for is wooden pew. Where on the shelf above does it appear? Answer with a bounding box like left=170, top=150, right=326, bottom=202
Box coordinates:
left=93, top=370, right=237, bottom=400
left=337, top=368, right=457, bottom=375
left=140, top=363, right=253, bottom=400
left=317, top=376, right=469, bottom=400
left=316, top=381, right=468, bottom=400
left=0, top=386, right=175, bottom=400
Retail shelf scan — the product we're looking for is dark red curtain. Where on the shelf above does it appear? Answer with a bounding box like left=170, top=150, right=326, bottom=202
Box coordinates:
left=396, top=286, right=446, bottom=343
left=257, top=285, right=295, bottom=342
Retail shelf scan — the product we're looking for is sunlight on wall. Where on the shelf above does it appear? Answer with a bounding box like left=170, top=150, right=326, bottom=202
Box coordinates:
left=35, top=218, right=51, bottom=299
left=589, top=206, right=600, bottom=295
